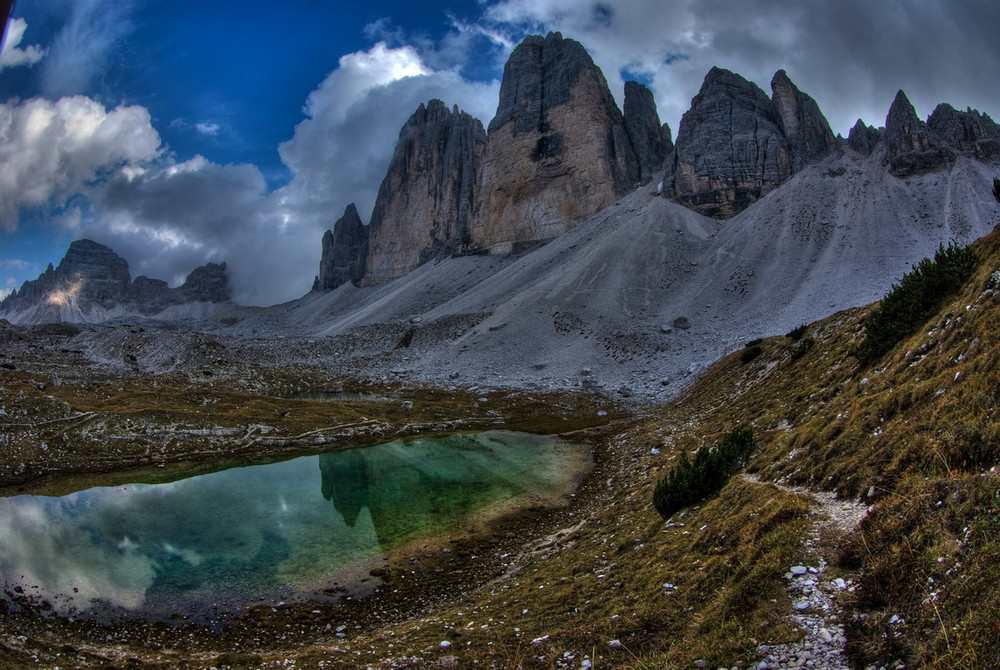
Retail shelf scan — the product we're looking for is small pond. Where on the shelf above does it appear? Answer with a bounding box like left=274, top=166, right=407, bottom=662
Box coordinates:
left=0, top=431, right=589, bottom=624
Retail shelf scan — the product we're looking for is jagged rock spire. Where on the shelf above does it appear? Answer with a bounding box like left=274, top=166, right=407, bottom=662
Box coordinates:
left=624, top=80, right=673, bottom=184
left=770, top=69, right=838, bottom=170
left=848, top=119, right=881, bottom=156
left=315, top=203, right=368, bottom=292
left=884, top=89, right=956, bottom=176
left=362, top=100, right=486, bottom=285
left=468, top=32, right=640, bottom=253
left=668, top=67, right=793, bottom=219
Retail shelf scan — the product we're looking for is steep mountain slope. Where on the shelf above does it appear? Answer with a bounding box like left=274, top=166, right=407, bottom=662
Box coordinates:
left=218, top=149, right=1000, bottom=401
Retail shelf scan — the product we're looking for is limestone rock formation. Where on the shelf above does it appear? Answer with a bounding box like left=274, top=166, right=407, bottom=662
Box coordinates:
left=0, top=239, right=231, bottom=321
left=668, top=67, right=793, bottom=219
left=847, top=119, right=882, bottom=156
left=362, top=100, right=486, bottom=284
left=315, top=204, right=368, bottom=291
left=468, top=32, right=640, bottom=254
left=770, top=70, right=838, bottom=170
left=177, top=262, right=230, bottom=304
left=884, top=90, right=955, bottom=177
left=623, top=80, right=673, bottom=184
left=927, top=103, right=1000, bottom=158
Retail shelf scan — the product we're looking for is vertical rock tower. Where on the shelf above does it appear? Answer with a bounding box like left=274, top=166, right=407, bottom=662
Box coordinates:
left=468, top=32, right=640, bottom=254
left=362, top=100, right=487, bottom=285
left=315, top=204, right=368, bottom=292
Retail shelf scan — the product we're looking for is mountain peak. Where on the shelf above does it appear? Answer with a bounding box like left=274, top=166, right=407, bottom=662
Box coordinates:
left=884, top=88, right=956, bottom=176
left=668, top=67, right=792, bottom=218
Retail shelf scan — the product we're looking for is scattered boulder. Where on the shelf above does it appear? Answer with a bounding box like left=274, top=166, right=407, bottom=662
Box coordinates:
left=672, top=316, right=692, bottom=330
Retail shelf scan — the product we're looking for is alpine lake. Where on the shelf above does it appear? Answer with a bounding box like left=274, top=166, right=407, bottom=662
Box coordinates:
left=0, top=430, right=591, bottom=626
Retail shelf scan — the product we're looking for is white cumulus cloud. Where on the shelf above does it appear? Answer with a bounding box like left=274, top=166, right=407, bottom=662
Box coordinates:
left=277, top=41, right=499, bottom=224
left=0, top=96, right=161, bottom=231
left=0, top=18, right=46, bottom=70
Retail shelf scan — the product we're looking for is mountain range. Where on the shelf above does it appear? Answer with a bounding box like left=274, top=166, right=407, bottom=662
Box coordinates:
left=2, top=32, right=999, bottom=400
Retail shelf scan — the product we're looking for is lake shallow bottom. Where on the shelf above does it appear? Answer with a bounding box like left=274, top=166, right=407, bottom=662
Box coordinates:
left=0, top=431, right=590, bottom=624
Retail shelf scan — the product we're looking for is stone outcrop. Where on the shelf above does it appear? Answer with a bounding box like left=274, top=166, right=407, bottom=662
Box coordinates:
left=927, top=103, right=1000, bottom=159
left=467, top=32, right=640, bottom=254
left=623, top=80, right=673, bottom=184
left=668, top=67, right=793, bottom=219
left=770, top=69, right=838, bottom=171
left=315, top=204, right=368, bottom=291
left=0, top=239, right=231, bottom=320
left=177, top=262, right=230, bottom=304
left=362, top=100, right=486, bottom=285
left=847, top=119, right=882, bottom=156
left=884, top=90, right=956, bottom=177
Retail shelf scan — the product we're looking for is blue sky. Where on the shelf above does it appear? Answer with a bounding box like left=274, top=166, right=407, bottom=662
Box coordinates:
left=2, top=0, right=999, bottom=305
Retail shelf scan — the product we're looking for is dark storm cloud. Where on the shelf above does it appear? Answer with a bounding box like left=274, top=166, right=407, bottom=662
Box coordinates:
left=483, top=0, right=1000, bottom=134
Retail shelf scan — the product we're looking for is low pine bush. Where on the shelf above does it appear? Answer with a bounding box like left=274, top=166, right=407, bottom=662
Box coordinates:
left=652, top=427, right=755, bottom=520
left=853, top=243, right=977, bottom=365
left=786, top=324, right=809, bottom=341
left=740, top=344, right=763, bottom=364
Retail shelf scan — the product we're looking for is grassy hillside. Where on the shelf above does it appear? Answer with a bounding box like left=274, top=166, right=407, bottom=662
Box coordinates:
left=245, top=223, right=996, bottom=669
left=2, top=225, right=998, bottom=668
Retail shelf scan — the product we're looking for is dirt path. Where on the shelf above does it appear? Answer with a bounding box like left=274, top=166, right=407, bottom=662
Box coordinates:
left=744, top=475, right=872, bottom=670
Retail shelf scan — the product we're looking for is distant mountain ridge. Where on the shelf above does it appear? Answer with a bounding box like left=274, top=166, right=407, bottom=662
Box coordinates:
left=315, top=32, right=1000, bottom=288
left=0, top=239, right=231, bottom=324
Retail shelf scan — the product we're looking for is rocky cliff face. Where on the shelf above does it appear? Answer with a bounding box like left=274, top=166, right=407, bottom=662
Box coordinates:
left=927, top=103, right=1000, bottom=159
left=770, top=69, right=838, bottom=171
left=177, top=262, right=230, bottom=304
left=362, top=100, right=486, bottom=285
left=315, top=204, right=368, bottom=291
left=668, top=67, right=794, bottom=219
left=847, top=119, right=882, bottom=156
left=0, top=239, right=231, bottom=322
left=623, top=80, right=673, bottom=185
left=467, top=32, right=640, bottom=254
left=884, top=90, right=956, bottom=177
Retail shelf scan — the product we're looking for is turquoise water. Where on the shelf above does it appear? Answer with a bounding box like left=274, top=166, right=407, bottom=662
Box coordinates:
left=0, top=431, right=589, bottom=623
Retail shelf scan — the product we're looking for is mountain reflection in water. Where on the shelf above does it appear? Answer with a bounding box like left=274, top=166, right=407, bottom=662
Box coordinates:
left=0, top=431, right=588, bottom=623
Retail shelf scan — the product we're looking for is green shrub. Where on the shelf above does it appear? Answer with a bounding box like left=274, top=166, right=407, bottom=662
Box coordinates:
left=786, top=324, right=809, bottom=341
left=740, top=344, right=763, bottom=364
left=853, top=243, right=977, bottom=365
left=790, top=336, right=815, bottom=362
left=652, top=427, right=755, bottom=520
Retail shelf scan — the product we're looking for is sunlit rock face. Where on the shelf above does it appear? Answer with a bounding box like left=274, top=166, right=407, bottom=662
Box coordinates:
left=467, top=32, right=640, bottom=254
left=1, top=239, right=130, bottom=313
left=362, top=100, right=486, bottom=285
left=0, top=239, right=231, bottom=322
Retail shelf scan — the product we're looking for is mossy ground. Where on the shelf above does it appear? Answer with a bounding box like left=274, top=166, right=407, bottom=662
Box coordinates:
left=2, top=227, right=1000, bottom=668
